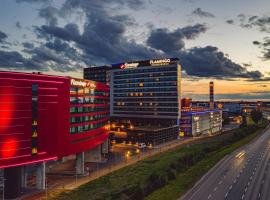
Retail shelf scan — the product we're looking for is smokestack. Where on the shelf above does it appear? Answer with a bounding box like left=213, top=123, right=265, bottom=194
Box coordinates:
left=209, top=81, right=214, bottom=109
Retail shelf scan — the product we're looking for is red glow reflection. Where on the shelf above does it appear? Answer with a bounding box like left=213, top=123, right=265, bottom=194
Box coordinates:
left=1, top=139, right=18, bottom=158
left=0, top=87, right=14, bottom=132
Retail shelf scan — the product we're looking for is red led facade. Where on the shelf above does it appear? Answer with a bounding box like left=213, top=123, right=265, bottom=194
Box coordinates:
left=0, top=71, right=109, bottom=169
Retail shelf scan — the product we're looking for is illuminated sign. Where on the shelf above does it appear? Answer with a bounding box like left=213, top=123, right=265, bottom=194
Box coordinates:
left=112, top=58, right=179, bottom=69
left=120, top=62, right=139, bottom=69
left=150, top=58, right=171, bottom=66
left=70, top=79, right=96, bottom=88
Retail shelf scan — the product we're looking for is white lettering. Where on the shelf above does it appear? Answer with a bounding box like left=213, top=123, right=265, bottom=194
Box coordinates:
left=150, top=58, right=171, bottom=66
left=71, top=79, right=96, bottom=88
left=124, top=62, right=139, bottom=69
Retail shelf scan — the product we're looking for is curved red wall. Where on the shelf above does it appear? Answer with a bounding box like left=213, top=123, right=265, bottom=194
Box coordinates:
left=0, top=71, right=109, bottom=168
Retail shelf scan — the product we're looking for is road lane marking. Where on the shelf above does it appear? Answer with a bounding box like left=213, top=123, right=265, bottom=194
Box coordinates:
left=229, top=185, right=232, bottom=190
left=214, top=187, right=217, bottom=191
left=241, top=194, right=245, bottom=199
left=218, top=181, right=222, bottom=185
left=207, top=194, right=212, bottom=199
left=225, top=192, right=228, bottom=199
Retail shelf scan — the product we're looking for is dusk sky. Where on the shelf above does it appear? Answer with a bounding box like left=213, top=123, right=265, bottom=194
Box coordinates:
left=0, top=0, right=270, bottom=100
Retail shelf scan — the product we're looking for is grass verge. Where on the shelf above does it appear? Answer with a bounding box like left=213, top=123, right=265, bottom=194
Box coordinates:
left=52, top=119, right=268, bottom=200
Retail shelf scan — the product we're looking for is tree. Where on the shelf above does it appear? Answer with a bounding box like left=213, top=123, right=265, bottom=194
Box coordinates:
left=250, top=109, right=263, bottom=124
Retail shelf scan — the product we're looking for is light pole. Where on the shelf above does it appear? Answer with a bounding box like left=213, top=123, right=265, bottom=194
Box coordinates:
left=1, top=176, right=5, bottom=200
left=75, top=166, right=78, bottom=185
left=46, top=165, right=52, bottom=200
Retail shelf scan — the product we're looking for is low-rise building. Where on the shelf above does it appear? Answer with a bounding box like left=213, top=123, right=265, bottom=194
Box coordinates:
left=180, top=110, right=222, bottom=136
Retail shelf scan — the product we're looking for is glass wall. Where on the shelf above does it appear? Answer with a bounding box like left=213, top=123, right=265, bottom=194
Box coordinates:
left=69, top=84, right=109, bottom=134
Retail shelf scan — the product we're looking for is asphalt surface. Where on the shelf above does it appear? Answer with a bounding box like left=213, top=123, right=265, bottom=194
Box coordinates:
left=180, top=125, right=270, bottom=200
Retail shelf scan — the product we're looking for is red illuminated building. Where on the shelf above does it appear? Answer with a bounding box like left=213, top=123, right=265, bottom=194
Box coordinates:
left=0, top=71, right=109, bottom=169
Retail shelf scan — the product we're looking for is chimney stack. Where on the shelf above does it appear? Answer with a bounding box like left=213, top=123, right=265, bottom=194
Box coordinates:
left=209, top=81, right=214, bottom=109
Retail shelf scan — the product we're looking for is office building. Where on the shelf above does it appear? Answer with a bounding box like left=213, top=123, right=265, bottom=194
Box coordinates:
left=107, top=58, right=181, bottom=145
left=84, top=65, right=111, bottom=85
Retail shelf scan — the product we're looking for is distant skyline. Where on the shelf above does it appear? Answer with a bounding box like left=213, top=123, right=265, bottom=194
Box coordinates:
left=0, top=0, right=270, bottom=100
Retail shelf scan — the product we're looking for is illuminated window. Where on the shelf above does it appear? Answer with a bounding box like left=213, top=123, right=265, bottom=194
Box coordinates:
left=130, top=93, right=133, bottom=96
left=139, top=102, right=143, bottom=106
left=139, top=83, right=144, bottom=87
left=140, top=93, right=143, bottom=96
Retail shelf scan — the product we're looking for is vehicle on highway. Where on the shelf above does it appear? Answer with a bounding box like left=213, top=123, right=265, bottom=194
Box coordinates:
left=235, top=150, right=246, bottom=159
left=138, top=143, right=147, bottom=149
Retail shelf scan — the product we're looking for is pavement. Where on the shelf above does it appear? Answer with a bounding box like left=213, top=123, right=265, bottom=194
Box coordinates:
left=180, top=125, right=270, bottom=200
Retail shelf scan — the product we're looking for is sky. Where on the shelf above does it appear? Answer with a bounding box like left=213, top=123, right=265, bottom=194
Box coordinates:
left=0, top=0, right=270, bottom=100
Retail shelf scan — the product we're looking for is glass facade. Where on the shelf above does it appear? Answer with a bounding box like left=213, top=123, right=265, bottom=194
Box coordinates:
left=69, top=84, right=109, bottom=135
left=111, top=64, right=181, bottom=119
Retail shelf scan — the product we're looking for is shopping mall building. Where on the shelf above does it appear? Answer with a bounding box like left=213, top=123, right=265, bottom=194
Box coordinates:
left=0, top=71, right=109, bottom=198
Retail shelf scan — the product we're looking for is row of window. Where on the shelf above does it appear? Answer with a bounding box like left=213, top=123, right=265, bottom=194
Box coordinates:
left=113, top=97, right=178, bottom=102
left=114, top=111, right=179, bottom=116
left=70, top=97, right=108, bottom=104
left=70, top=113, right=109, bottom=124
left=70, top=121, right=107, bottom=134
left=114, top=71, right=177, bottom=80
left=114, top=92, right=178, bottom=97
left=114, top=65, right=177, bottom=75
left=114, top=107, right=178, bottom=112
left=114, top=102, right=178, bottom=107
left=70, top=87, right=108, bottom=96
left=114, top=86, right=177, bottom=93
left=114, top=81, right=177, bottom=88
left=113, top=76, right=177, bottom=84
left=70, top=106, right=109, bottom=114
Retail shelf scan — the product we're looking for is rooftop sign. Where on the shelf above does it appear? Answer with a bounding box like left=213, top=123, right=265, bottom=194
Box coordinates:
left=111, top=57, right=179, bottom=69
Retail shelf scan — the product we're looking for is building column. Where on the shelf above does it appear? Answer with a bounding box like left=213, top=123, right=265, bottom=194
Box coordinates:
left=4, top=166, right=22, bottom=199
left=36, top=162, right=46, bottom=190
left=21, top=165, right=27, bottom=188
left=76, top=152, right=85, bottom=174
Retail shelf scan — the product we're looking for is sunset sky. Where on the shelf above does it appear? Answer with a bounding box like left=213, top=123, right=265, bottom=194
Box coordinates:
left=0, top=0, right=270, bottom=100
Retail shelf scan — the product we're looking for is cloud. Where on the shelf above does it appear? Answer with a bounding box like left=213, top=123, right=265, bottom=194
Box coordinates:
left=258, top=84, right=267, bottom=88
left=1, top=0, right=265, bottom=81
left=253, top=37, right=270, bottom=60
left=180, top=46, right=262, bottom=79
left=191, top=8, right=215, bottom=18
left=22, top=42, right=34, bottom=49
left=0, top=50, right=42, bottom=70
left=15, top=21, right=22, bottom=29
left=0, top=30, right=8, bottom=43
left=16, top=0, right=51, bottom=4
left=38, top=6, right=59, bottom=26
left=229, top=14, right=270, bottom=33
left=226, top=19, right=234, bottom=24
left=185, top=91, right=270, bottom=101
left=146, top=24, right=207, bottom=53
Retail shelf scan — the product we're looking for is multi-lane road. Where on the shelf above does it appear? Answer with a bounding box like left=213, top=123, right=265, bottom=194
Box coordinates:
left=181, top=125, right=270, bottom=200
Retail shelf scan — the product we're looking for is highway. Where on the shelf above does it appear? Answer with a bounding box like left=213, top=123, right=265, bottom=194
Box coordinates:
left=180, top=125, right=270, bottom=200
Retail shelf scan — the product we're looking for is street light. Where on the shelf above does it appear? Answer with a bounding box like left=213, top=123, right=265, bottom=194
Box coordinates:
left=1, top=176, right=5, bottom=200
left=46, top=165, right=53, bottom=200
